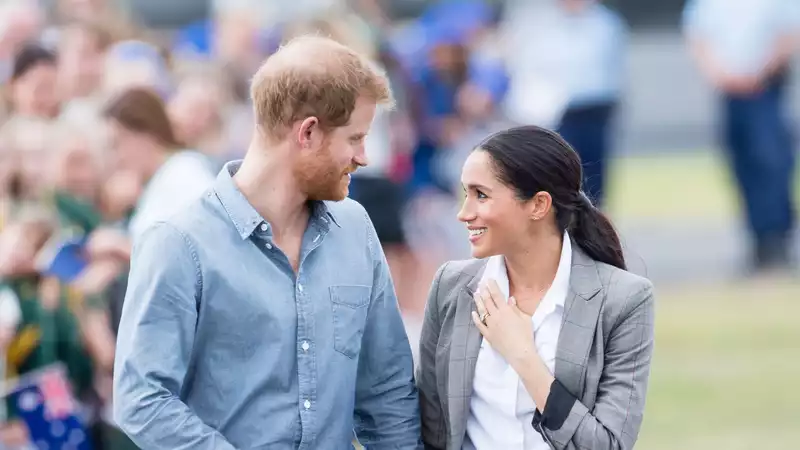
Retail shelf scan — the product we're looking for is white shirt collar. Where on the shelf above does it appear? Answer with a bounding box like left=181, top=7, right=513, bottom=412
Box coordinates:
left=479, top=231, right=573, bottom=327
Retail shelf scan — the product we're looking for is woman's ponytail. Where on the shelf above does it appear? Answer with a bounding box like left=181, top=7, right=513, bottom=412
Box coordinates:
left=569, top=192, right=626, bottom=270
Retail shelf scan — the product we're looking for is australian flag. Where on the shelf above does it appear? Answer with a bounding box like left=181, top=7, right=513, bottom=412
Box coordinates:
left=3, top=364, right=93, bottom=450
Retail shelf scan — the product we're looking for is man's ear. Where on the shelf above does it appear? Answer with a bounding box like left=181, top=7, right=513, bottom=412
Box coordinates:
left=297, top=117, right=319, bottom=149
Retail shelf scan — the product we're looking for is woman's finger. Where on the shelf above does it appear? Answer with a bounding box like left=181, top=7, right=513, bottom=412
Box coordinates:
left=473, top=290, right=487, bottom=317
left=481, top=284, right=499, bottom=314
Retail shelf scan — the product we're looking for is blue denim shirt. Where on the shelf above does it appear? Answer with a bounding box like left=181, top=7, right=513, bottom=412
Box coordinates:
left=113, top=161, right=421, bottom=450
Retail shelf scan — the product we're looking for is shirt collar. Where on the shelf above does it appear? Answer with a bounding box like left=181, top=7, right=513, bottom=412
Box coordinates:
left=542, top=231, right=573, bottom=310
left=480, top=231, right=573, bottom=321
left=213, top=160, right=339, bottom=240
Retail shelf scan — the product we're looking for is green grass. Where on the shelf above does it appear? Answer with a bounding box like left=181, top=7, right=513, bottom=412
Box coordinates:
left=606, top=150, right=800, bottom=222
left=606, top=151, right=738, bottom=221
left=638, top=279, right=800, bottom=449
left=592, top=151, right=800, bottom=447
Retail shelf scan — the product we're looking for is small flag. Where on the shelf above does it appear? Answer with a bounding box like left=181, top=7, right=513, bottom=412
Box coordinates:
left=3, top=364, right=93, bottom=450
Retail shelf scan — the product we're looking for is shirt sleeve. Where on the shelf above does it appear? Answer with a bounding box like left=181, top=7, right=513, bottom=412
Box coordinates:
left=113, top=222, right=237, bottom=450
left=352, top=208, right=423, bottom=449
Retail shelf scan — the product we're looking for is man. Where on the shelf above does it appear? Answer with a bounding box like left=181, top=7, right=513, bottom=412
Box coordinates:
left=113, top=36, right=422, bottom=449
left=683, top=0, right=800, bottom=271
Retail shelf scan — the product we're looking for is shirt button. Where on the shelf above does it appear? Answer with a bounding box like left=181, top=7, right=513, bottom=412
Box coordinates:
left=260, top=224, right=268, bottom=231
left=298, top=284, right=304, bottom=292
left=265, top=242, right=272, bottom=250
left=303, top=400, right=311, bottom=410
left=301, top=341, right=309, bottom=352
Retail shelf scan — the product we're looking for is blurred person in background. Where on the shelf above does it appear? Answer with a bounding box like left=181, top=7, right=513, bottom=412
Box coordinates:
left=46, top=119, right=106, bottom=236
left=52, top=0, right=135, bottom=39
left=0, top=0, right=45, bottom=85
left=113, top=35, right=420, bottom=450
left=0, top=212, right=53, bottom=449
left=211, top=0, right=271, bottom=96
left=167, top=68, right=230, bottom=168
left=417, top=126, right=654, bottom=450
left=99, top=86, right=214, bottom=246
left=0, top=252, right=22, bottom=435
left=44, top=121, right=127, bottom=449
left=56, top=0, right=120, bottom=21
left=98, top=169, right=141, bottom=227
left=102, top=40, right=172, bottom=99
left=0, top=210, right=97, bottom=449
left=683, top=0, right=800, bottom=272
left=6, top=42, right=60, bottom=120
left=0, top=117, right=55, bottom=211
left=500, top=0, right=627, bottom=206
left=57, top=17, right=116, bottom=123
left=410, top=30, right=472, bottom=196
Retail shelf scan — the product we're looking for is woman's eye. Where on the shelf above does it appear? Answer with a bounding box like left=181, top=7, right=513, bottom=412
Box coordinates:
left=476, top=190, right=487, bottom=199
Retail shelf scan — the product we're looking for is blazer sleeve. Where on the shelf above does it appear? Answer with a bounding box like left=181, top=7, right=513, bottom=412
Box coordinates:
left=416, top=262, right=449, bottom=450
left=533, top=282, right=655, bottom=450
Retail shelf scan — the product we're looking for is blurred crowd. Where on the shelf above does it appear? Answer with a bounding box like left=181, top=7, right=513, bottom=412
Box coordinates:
left=0, top=0, right=797, bottom=448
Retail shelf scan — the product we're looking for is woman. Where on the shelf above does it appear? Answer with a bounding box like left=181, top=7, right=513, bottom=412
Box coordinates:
left=417, top=125, right=655, bottom=450
left=93, top=87, right=214, bottom=254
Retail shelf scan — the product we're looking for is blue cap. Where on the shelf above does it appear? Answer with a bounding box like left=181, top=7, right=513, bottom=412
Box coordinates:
left=420, top=0, right=493, bottom=44
left=107, top=40, right=173, bottom=98
left=469, top=57, right=509, bottom=103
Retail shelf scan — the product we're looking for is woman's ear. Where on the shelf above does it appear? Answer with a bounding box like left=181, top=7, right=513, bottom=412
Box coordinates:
left=530, top=191, right=553, bottom=221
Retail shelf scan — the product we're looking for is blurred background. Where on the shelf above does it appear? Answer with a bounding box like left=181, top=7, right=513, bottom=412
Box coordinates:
left=0, top=0, right=798, bottom=449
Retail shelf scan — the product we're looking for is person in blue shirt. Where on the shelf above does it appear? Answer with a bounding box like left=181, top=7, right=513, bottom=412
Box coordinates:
left=683, top=0, right=800, bottom=271
left=500, top=0, right=628, bottom=206
left=112, top=36, right=422, bottom=450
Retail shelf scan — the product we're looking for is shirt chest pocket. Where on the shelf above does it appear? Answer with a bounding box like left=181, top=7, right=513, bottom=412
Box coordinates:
left=329, top=285, right=371, bottom=359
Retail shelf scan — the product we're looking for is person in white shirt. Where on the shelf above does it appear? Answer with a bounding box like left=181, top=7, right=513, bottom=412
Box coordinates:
left=86, top=87, right=214, bottom=268
left=500, top=0, right=627, bottom=207
left=417, top=126, right=655, bottom=450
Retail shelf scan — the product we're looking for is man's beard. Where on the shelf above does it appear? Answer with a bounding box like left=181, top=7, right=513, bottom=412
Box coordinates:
left=295, top=145, right=353, bottom=202
left=305, top=166, right=350, bottom=201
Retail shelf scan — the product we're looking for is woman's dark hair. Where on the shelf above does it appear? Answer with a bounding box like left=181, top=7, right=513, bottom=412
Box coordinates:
left=478, top=125, right=626, bottom=270
left=11, top=43, right=57, bottom=81
left=102, top=87, right=182, bottom=149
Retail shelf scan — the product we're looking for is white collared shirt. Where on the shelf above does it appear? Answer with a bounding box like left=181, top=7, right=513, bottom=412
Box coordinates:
left=464, top=232, right=573, bottom=450
left=128, top=150, right=215, bottom=241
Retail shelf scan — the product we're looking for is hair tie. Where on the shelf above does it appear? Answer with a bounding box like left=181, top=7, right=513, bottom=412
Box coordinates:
left=577, top=191, right=593, bottom=210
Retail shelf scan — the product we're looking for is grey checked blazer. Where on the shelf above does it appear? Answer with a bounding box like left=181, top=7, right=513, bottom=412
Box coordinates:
left=416, top=247, right=655, bottom=450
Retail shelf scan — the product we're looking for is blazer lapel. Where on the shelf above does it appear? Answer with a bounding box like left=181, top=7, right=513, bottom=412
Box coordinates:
left=555, top=248, right=604, bottom=397
left=447, top=262, right=486, bottom=448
